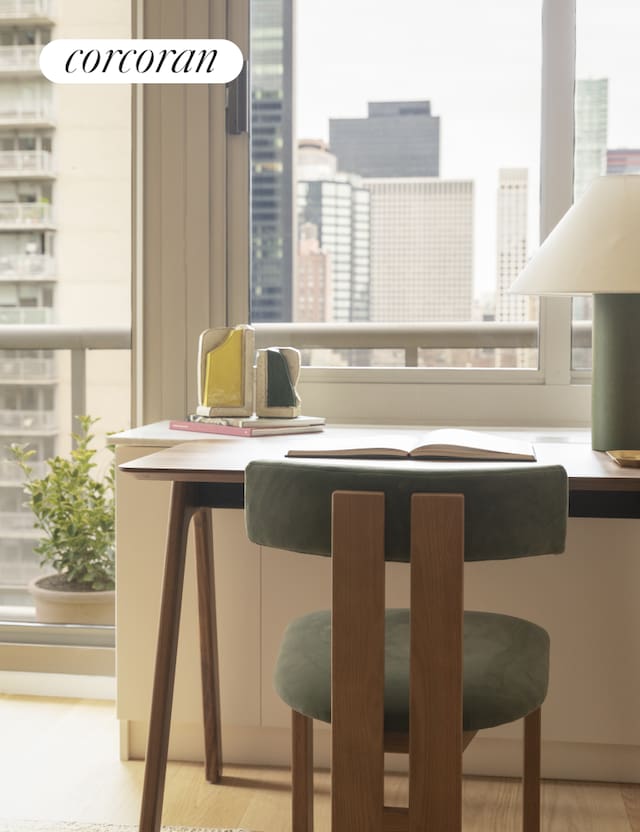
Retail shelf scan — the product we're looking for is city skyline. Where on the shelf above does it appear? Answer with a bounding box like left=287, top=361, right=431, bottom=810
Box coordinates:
left=295, top=0, right=640, bottom=296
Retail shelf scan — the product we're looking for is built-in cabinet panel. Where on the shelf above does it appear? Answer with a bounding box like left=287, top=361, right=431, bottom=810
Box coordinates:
left=115, top=436, right=640, bottom=781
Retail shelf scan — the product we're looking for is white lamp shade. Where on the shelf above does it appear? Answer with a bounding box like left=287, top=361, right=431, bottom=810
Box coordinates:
left=511, top=174, right=640, bottom=295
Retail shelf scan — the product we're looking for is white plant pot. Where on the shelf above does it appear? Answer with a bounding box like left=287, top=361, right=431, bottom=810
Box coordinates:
left=28, top=577, right=115, bottom=625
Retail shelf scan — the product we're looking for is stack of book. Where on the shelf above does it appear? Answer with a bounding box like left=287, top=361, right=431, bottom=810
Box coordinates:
left=169, top=414, right=326, bottom=437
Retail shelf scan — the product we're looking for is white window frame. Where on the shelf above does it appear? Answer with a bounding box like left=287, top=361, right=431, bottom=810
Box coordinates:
left=135, top=0, right=588, bottom=429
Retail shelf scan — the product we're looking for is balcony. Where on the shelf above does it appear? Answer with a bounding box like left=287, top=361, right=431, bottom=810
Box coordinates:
left=0, top=355, right=55, bottom=381
left=0, top=0, right=53, bottom=23
left=0, top=202, right=54, bottom=229
left=0, top=307, right=52, bottom=324
left=0, top=253, right=55, bottom=279
left=0, top=407, right=56, bottom=433
left=0, top=101, right=54, bottom=128
left=0, top=44, right=41, bottom=75
left=0, top=149, right=54, bottom=179
left=0, top=458, right=46, bottom=482
left=0, top=510, right=39, bottom=531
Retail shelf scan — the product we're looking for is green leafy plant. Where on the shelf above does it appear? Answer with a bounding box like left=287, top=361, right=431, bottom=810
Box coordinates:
left=10, top=415, right=115, bottom=591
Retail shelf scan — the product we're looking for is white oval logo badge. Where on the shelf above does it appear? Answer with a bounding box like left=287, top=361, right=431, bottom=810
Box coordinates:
left=40, top=39, right=243, bottom=84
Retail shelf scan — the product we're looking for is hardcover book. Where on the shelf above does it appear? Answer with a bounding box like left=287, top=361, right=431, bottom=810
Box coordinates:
left=285, top=428, right=536, bottom=462
left=169, top=419, right=325, bottom=437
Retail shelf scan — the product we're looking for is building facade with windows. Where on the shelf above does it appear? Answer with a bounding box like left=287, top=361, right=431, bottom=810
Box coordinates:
left=366, top=177, right=473, bottom=323
left=329, top=100, right=440, bottom=179
left=250, top=0, right=294, bottom=323
left=607, top=148, right=640, bottom=174
left=494, top=168, right=536, bottom=369
left=0, top=0, right=130, bottom=609
left=0, top=0, right=56, bottom=593
left=573, top=78, right=608, bottom=201
left=296, top=139, right=370, bottom=323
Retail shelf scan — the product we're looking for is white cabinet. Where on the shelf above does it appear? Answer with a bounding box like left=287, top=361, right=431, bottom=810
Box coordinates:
left=114, top=426, right=640, bottom=780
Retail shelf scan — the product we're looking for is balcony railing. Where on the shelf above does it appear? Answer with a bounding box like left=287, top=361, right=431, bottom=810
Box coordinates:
left=0, top=355, right=55, bottom=380
left=0, top=510, right=40, bottom=530
left=0, top=307, right=52, bottom=325
left=0, top=458, right=46, bottom=482
left=255, top=321, right=592, bottom=367
left=0, top=0, right=52, bottom=21
left=0, top=253, right=54, bottom=278
left=0, top=149, right=53, bottom=176
left=0, top=44, right=40, bottom=73
left=0, top=408, right=56, bottom=432
left=0, top=101, right=54, bottom=125
left=0, top=325, right=131, bottom=437
left=0, top=202, right=53, bottom=227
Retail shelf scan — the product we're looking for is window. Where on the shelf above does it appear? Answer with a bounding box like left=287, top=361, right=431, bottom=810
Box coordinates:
left=571, top=0, right=640, bottom=371
left=0, top=0, right=131, bottom=633
left=249, top=0, right=544, bottom=371
left=212, top=1, right=584, bottom=425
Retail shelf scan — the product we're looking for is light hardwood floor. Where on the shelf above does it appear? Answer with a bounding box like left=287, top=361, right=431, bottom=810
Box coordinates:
left=0, top=695, right=639, bottom=831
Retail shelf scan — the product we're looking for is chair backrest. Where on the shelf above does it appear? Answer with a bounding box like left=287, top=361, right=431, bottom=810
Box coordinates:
left=245, top=459, right=567, bottom=562
left=244, top=459, right=568, bottom=831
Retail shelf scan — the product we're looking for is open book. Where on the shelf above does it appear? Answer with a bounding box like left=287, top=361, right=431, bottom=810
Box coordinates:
left=286, top=428, right=536, bottom=462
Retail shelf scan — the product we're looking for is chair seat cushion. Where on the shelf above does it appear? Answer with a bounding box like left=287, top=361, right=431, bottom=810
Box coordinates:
left=274, top=609, right=550, bottom=732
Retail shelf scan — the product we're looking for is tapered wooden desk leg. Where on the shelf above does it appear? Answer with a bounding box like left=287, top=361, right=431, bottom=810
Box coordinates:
left=139, top=482, right=194, bottom=832
left=194, top=507, right=223, bottom=783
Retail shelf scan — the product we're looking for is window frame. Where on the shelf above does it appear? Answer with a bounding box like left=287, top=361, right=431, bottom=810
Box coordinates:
left=137, top=0, right=586, bottom=429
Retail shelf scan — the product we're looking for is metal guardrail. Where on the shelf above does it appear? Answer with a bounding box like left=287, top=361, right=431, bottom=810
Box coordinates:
left=255, top=321, right=592, bottom=367
left=0, top=149, right=53, bottom=174
left=0, top=253, right=54, bottom=277
left=0, top=44, right=40, bottom=71
left=0, top=325, right=131, bottom=437
left=0, top=103, right=54, bottom=123
left=0, top=202, right=53, bottom=226
left=0, top=307, right=52, bottom=325
left=0, top=0, right=51, bottom=19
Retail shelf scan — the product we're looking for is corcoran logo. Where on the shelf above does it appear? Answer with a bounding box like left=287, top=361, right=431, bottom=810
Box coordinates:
left=40, top=39, right=243, bottom=84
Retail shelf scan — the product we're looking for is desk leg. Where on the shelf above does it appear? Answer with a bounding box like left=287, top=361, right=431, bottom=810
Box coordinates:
left=194, top=507, right=223, bottom=783
left=139, top=482, right=193, bottom=832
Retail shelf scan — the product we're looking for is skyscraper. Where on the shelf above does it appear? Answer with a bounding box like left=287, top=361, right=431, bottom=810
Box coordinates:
left=329, top=101, right=440, bottom=179
left=607, top=148, right=640, bottom=174
left=297, top=139, right=370, bottom=322
left=295, top=222, right=331, bottom=323
left=574, top=79, right=608, bottom=200
left=366, top=178, right=473, bottom=323
left=250, top=0, right=294, bottom=323
left=494, top=169, right=536, bottom=368
left=573, top=79, right=608, bottom=344
left=495, top=169, right=529, bottom=323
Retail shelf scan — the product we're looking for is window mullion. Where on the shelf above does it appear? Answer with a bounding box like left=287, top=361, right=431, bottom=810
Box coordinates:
left=539, top=0, right=576, bottom=386
left=226, top=0, right=251, bottom=326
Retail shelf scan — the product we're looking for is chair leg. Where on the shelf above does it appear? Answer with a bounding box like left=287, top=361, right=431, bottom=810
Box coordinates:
left=523, top=708, right=542, bottom=832
left=292, top=709, right=314, bottom=832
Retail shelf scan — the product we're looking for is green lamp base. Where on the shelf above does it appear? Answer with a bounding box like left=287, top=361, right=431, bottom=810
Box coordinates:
left=591, top=294, right=640, bottom=452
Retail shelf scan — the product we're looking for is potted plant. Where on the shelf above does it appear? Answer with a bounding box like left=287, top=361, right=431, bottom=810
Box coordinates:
left=10, top=415, right=115, bottom=625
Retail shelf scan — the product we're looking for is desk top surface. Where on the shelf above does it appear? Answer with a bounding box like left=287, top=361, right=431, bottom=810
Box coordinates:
left=116, top=423, right=640, bottom=492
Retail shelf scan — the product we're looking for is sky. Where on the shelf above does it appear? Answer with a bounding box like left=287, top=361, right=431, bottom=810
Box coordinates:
left=294, top=0, right=640, bottom=299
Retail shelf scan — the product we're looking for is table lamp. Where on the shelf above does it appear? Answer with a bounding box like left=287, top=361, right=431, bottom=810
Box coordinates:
left=511, top=174, right=640, bottom=452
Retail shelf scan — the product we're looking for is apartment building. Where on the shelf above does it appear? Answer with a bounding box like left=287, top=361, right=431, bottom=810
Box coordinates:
left=0, top=0, right=130, bottom=605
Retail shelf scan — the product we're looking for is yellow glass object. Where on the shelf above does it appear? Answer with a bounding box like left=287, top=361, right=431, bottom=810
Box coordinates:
left=203, top=329, right=244, bottom=407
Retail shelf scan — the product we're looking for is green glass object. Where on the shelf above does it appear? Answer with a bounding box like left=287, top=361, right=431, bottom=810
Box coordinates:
left=591, top=293, right=640, bottom=451
left=266, top=348, right=297, bottom=407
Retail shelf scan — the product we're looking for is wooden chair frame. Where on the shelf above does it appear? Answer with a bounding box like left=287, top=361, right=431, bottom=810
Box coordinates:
left=289, top=489, right=542, bottom=832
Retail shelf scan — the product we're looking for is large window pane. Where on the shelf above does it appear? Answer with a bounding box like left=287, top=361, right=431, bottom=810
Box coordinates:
left=250, top=0, right=542, bottom=369
left=572, top=0, right=640, bottom=370
left=0, top=0, right=131, bottom=621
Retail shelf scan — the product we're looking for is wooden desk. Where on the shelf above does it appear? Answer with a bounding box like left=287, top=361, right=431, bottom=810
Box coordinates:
left=119, top=426, right=640, bottom=832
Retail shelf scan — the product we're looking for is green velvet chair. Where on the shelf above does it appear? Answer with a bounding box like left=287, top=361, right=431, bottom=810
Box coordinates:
left=245, top=458, right=568, bottom=832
